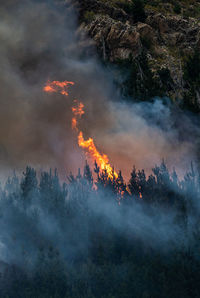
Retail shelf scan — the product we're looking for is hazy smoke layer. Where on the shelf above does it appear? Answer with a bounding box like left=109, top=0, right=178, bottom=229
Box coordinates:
left=0, top=3, right=200, bottom=291
left=0, top=0, right=198, bottom=180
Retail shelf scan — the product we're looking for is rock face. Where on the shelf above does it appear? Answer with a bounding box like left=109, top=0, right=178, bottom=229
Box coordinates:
left=77, top=0, right=129, bottom=22
left=85, top=15, right=141, bottom=61
left=146, top=12, right=200, bottom=49
left=76, top=0, right=200, bottom=106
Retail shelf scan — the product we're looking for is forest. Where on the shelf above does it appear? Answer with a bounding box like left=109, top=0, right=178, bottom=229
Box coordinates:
left=1, top=0, right=200, bottom=297
left=0, top=161, right=200, bottom=297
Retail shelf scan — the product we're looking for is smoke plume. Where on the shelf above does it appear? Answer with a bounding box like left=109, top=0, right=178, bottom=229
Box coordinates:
left=0, top=4, right=200, bottom=295
left=0, top=0, right=199, bottom=181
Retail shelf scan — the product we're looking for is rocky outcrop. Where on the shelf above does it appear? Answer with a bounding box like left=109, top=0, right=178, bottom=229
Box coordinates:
left=75, top=0, right=129, bottom=22
left=84, top=15, right=141, bottom=61
left=146, top=12, right=200, bottom=49
left=77, top=0, right=200, bottom=105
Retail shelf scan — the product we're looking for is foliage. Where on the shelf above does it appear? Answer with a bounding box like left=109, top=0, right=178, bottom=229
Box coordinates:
left=115, top=51, right=164, bottom=101
left=182, top=48, right=200, bottom=112
left=0, top=161, right=200, bottom=297
left=173, top=1, right=181, bottom=14
left=83, top=11, right=96, bottom=24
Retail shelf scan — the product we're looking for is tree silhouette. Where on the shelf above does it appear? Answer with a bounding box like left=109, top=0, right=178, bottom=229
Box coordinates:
left=0, top=162, right=200, bottom=297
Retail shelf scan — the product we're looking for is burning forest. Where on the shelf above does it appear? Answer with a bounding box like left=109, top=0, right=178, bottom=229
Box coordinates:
left=43, top=80, right=118, bottom=181
left=0, top=0, right=200, bottom=297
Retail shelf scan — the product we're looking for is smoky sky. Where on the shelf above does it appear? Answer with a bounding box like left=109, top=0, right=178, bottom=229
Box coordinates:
left=0, top=0, right=199, bottom=180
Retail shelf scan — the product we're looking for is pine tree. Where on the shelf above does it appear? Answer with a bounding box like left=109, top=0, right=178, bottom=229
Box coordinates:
left=21, top=166, right=38, bottom=207
left=116, top=170, right=126, bottom=197
left=84, top=161, right=93, bottom=187
left=128, top=166, right=140, bottom=198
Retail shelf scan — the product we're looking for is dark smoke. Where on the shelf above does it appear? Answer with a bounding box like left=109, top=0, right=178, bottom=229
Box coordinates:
left=0, top=0, right=199, bottom=181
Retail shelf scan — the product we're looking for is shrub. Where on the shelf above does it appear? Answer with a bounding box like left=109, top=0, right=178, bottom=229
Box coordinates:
left=83, top=11, right=95, bottom=24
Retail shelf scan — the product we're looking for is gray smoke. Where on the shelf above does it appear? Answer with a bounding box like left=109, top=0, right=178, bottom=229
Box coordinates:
left=0, top=0, right=198, bottom=182
left=0, top=1, right=200, bottom=281
left=0, top=182, right=190, bottom=267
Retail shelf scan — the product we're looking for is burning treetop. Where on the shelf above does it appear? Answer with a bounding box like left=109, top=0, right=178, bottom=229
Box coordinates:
left=43, top=80, right=118, bottom=180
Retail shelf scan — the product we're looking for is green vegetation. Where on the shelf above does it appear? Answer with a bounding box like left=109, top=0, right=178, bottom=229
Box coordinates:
left=182, top=48, right=200, bottom=112
left=114, top=51, right=167, bottom=101
left=143, top=0, right=200, bottom=17
left=83, top=11, right=96, bottom=23
left=117, top=0, right=146, bottom=22
left=1, top=161, right=200, bottom=297
left=100, top=0, right=200, bottom=19
left=173, top=2, right=181, bottom=14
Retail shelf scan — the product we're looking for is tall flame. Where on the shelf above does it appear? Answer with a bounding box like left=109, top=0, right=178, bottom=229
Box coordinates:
left=78, top=132, right=118, bottom=179
left=43, top=80, right=118, bottom=180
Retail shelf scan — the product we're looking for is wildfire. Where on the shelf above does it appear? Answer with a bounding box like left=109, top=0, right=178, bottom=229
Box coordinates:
left=43, top=80, right=75, bottom=96
left=43, top=80, right=118, bottom=180
left=139, top=186, right=143, bottom=199
left=71, top=100, right=85, bottom=130
left=78, top=131, right=118, bottom=179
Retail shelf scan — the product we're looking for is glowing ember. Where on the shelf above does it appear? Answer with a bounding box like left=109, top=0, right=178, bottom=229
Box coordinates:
left=72, top=100, right=85, bottom=118
left=72, top=118, right=78, bottom=130
left=43, top=80, right=75, bottom=96
left=139, top=186, right=143, bottom=199
left=71, top=100, right=85, bottom=130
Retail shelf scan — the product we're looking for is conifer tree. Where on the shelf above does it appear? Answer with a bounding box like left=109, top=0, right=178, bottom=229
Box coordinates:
left=128, top=166, right=140, bottom=197
left=21, top=166, right=38, bottom=207
left=84, top=161, right=93, bottom=187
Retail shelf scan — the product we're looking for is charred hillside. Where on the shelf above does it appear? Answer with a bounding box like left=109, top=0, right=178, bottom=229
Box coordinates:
left=76, top=0, right=200, bottom=111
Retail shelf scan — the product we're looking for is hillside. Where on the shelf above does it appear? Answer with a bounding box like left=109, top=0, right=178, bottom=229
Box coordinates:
left=1, top=1, right=200, bottom=297
left=76, top=0, right=200, bottom=111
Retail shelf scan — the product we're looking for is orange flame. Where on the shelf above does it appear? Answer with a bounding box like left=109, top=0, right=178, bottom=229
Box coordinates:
left=78, top=132, right=118, bottom=180
left=72, top=118, right=78, bottom=130
left=43, top=80, right=118, bottom=181
left=71, top=100, right=85, bottom=130
left=43, top=80, right=75, bottom=96
left=139, top=186, right=143, bottom=199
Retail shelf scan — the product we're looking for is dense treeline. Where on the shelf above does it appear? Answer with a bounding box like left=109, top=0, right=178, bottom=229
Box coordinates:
left=0, top=161, right=200, bottom=297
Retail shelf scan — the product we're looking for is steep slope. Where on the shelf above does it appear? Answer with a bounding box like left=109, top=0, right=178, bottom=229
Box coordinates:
left=76, top=0, right=200, bottom=110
